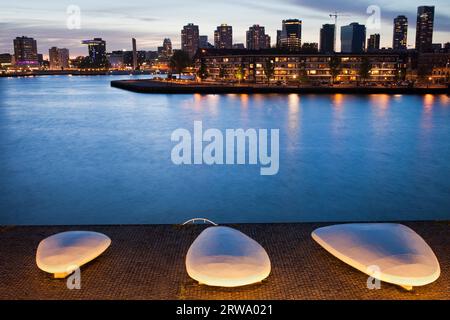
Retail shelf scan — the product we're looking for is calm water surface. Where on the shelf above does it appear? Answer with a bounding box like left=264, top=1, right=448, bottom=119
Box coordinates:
left=0, top=75, right=449, bottom=224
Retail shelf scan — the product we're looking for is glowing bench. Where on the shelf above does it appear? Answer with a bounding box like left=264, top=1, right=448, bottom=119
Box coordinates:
left=312, top=223, right=440, bottom=290
left=186, top=226, right=271, bottom=287
left=36, top=231, right=111, bottom=278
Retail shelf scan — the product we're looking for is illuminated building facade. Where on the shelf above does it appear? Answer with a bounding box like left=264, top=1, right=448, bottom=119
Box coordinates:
left=49, top=47, right=70, bottom=70
left=13, top=36, right=38, bottom=66
left=214, top=24, right=233, bottom=49
left=246, top=25, right=271, bottom=50
left=195, top=50, right=399, bottom=84
left=393, top=15, right=408, bottom=51
left=181, top=23, right=200, bottom=58
left=280, top=19, right=302, bottom=51
left=415, top=6, right=435, bottom=53
left=81, top=38, right=107, bottom=68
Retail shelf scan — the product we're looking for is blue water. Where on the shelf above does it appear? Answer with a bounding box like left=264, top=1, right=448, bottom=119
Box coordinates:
left=0, top=75, right=449, bottom=225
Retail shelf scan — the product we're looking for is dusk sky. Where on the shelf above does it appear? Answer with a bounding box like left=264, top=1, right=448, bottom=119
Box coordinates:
left=1, top=0, right=450, bottom=57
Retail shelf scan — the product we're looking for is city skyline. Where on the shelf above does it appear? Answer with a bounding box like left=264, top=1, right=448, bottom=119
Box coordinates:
left=1, top=0, right=450, bottom=57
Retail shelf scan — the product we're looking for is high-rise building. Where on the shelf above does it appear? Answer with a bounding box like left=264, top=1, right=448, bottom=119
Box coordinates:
left=214, top=24, right=233, bottom=49
left=37, top=54, right=45, bottom=68
left=181, top=23, right=199, bottom=58
left=13, top=36, right=38, bottom=66
left=393, top=15, right=408, bottom=51
left=132, top=38, right=137, bottom=70
left=49, top=47, right=70, bottom=70
left=341, top=22, right=366, bottom=53
left=280, top=19, right=302, bottom=51
left=265, top=35, right=271, bottom=49
left=48, top=47, right=58, bottom=69
left=199, top=36, right=209, bottom=49
left=162, top=38, right=173, bottom=57
left=246, top=25, right=270, bottom=50
left=415, top=6, right=434, bottom=53
left=276, top=30, right=282, bottom=48
left=81, top=38, right=107, bottom=67
left=367, top=34, right=380, bottom=51
left=320, top=24, right=335, bottom=53
left=157, top=38, right=173, bottom=62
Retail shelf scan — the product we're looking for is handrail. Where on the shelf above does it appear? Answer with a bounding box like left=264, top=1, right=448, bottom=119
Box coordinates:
left=182, top=218, right=218, bottom=226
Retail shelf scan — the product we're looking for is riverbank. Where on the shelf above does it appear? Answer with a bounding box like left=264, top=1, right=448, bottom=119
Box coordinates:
left=0, top=221, right=448, bottom=300
left=0, top=70, right=157, bottom=78
left=111, top=79, right=450, bottom=94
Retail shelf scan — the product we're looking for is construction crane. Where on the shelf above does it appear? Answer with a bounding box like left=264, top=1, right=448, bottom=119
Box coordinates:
left=329, top=12, right=350, bottom=52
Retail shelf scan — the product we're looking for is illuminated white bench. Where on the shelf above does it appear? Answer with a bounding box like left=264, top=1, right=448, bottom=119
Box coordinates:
left=312, top=223, right=440, bottom=290
left=186, top=226, right=271, bottom=287
left=36, top=231, right=111, bottom=278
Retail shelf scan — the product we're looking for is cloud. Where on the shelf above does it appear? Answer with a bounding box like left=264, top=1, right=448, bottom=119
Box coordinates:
left=0, top=22, right=176, bottom=56
left=1, top=1, right=448, bottom=54
left=286, top=0, right=450, bottom=32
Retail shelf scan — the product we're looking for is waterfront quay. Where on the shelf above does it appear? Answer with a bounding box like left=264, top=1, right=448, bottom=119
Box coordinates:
left=111, top=79, right=449, bottom=94
left=0, top=69, right=155, bottom=78
left=0, top=222, right=448, bottom=300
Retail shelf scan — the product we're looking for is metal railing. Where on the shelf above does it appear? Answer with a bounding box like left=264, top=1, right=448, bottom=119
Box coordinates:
left=182, top=218, right=218, bottom=226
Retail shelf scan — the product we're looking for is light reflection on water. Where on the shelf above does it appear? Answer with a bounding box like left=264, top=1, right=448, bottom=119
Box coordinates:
left=287, top=94, right=300, bottom=132
left=0, top=75, right=449, bottom=225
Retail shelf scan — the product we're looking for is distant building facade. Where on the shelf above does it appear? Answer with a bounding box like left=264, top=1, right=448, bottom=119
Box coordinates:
left=214, top=24, right=233, bottom=49
left=198, top=35, right=209, bottom=49
left=122, top=50, right=146, bottom=68
left=415, top=6, right=435, bottom=53
left=162, top=38, right=173, bottom=58
left=301, top=43, right=318, bottom=53
left=320, top=24, right=335, bottom=53
left=367, top=34, right=380, bottom=51
left=81, top=38, right=107, bottom=67
left=276, top=30, right=282, bottom=48
left=13, top=36, right=38, bottom=66
left=280, top=19, right=302, bottom=51
left=49, top=47, right=70, bottom=70
left=181, top=23, right=200, bottom=58
left=108, top=51, right=125, bottom=69
left=37, top=54, right=47, bottom=68
left=0, top=53, right=12, bottom=69
left=393, top=15, right=408, bottom=51
left=155, top=38, right=173, bottom=64
left=246, top=25, right=271, bottom=50
left=341, top=23, right=366, bottom=53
